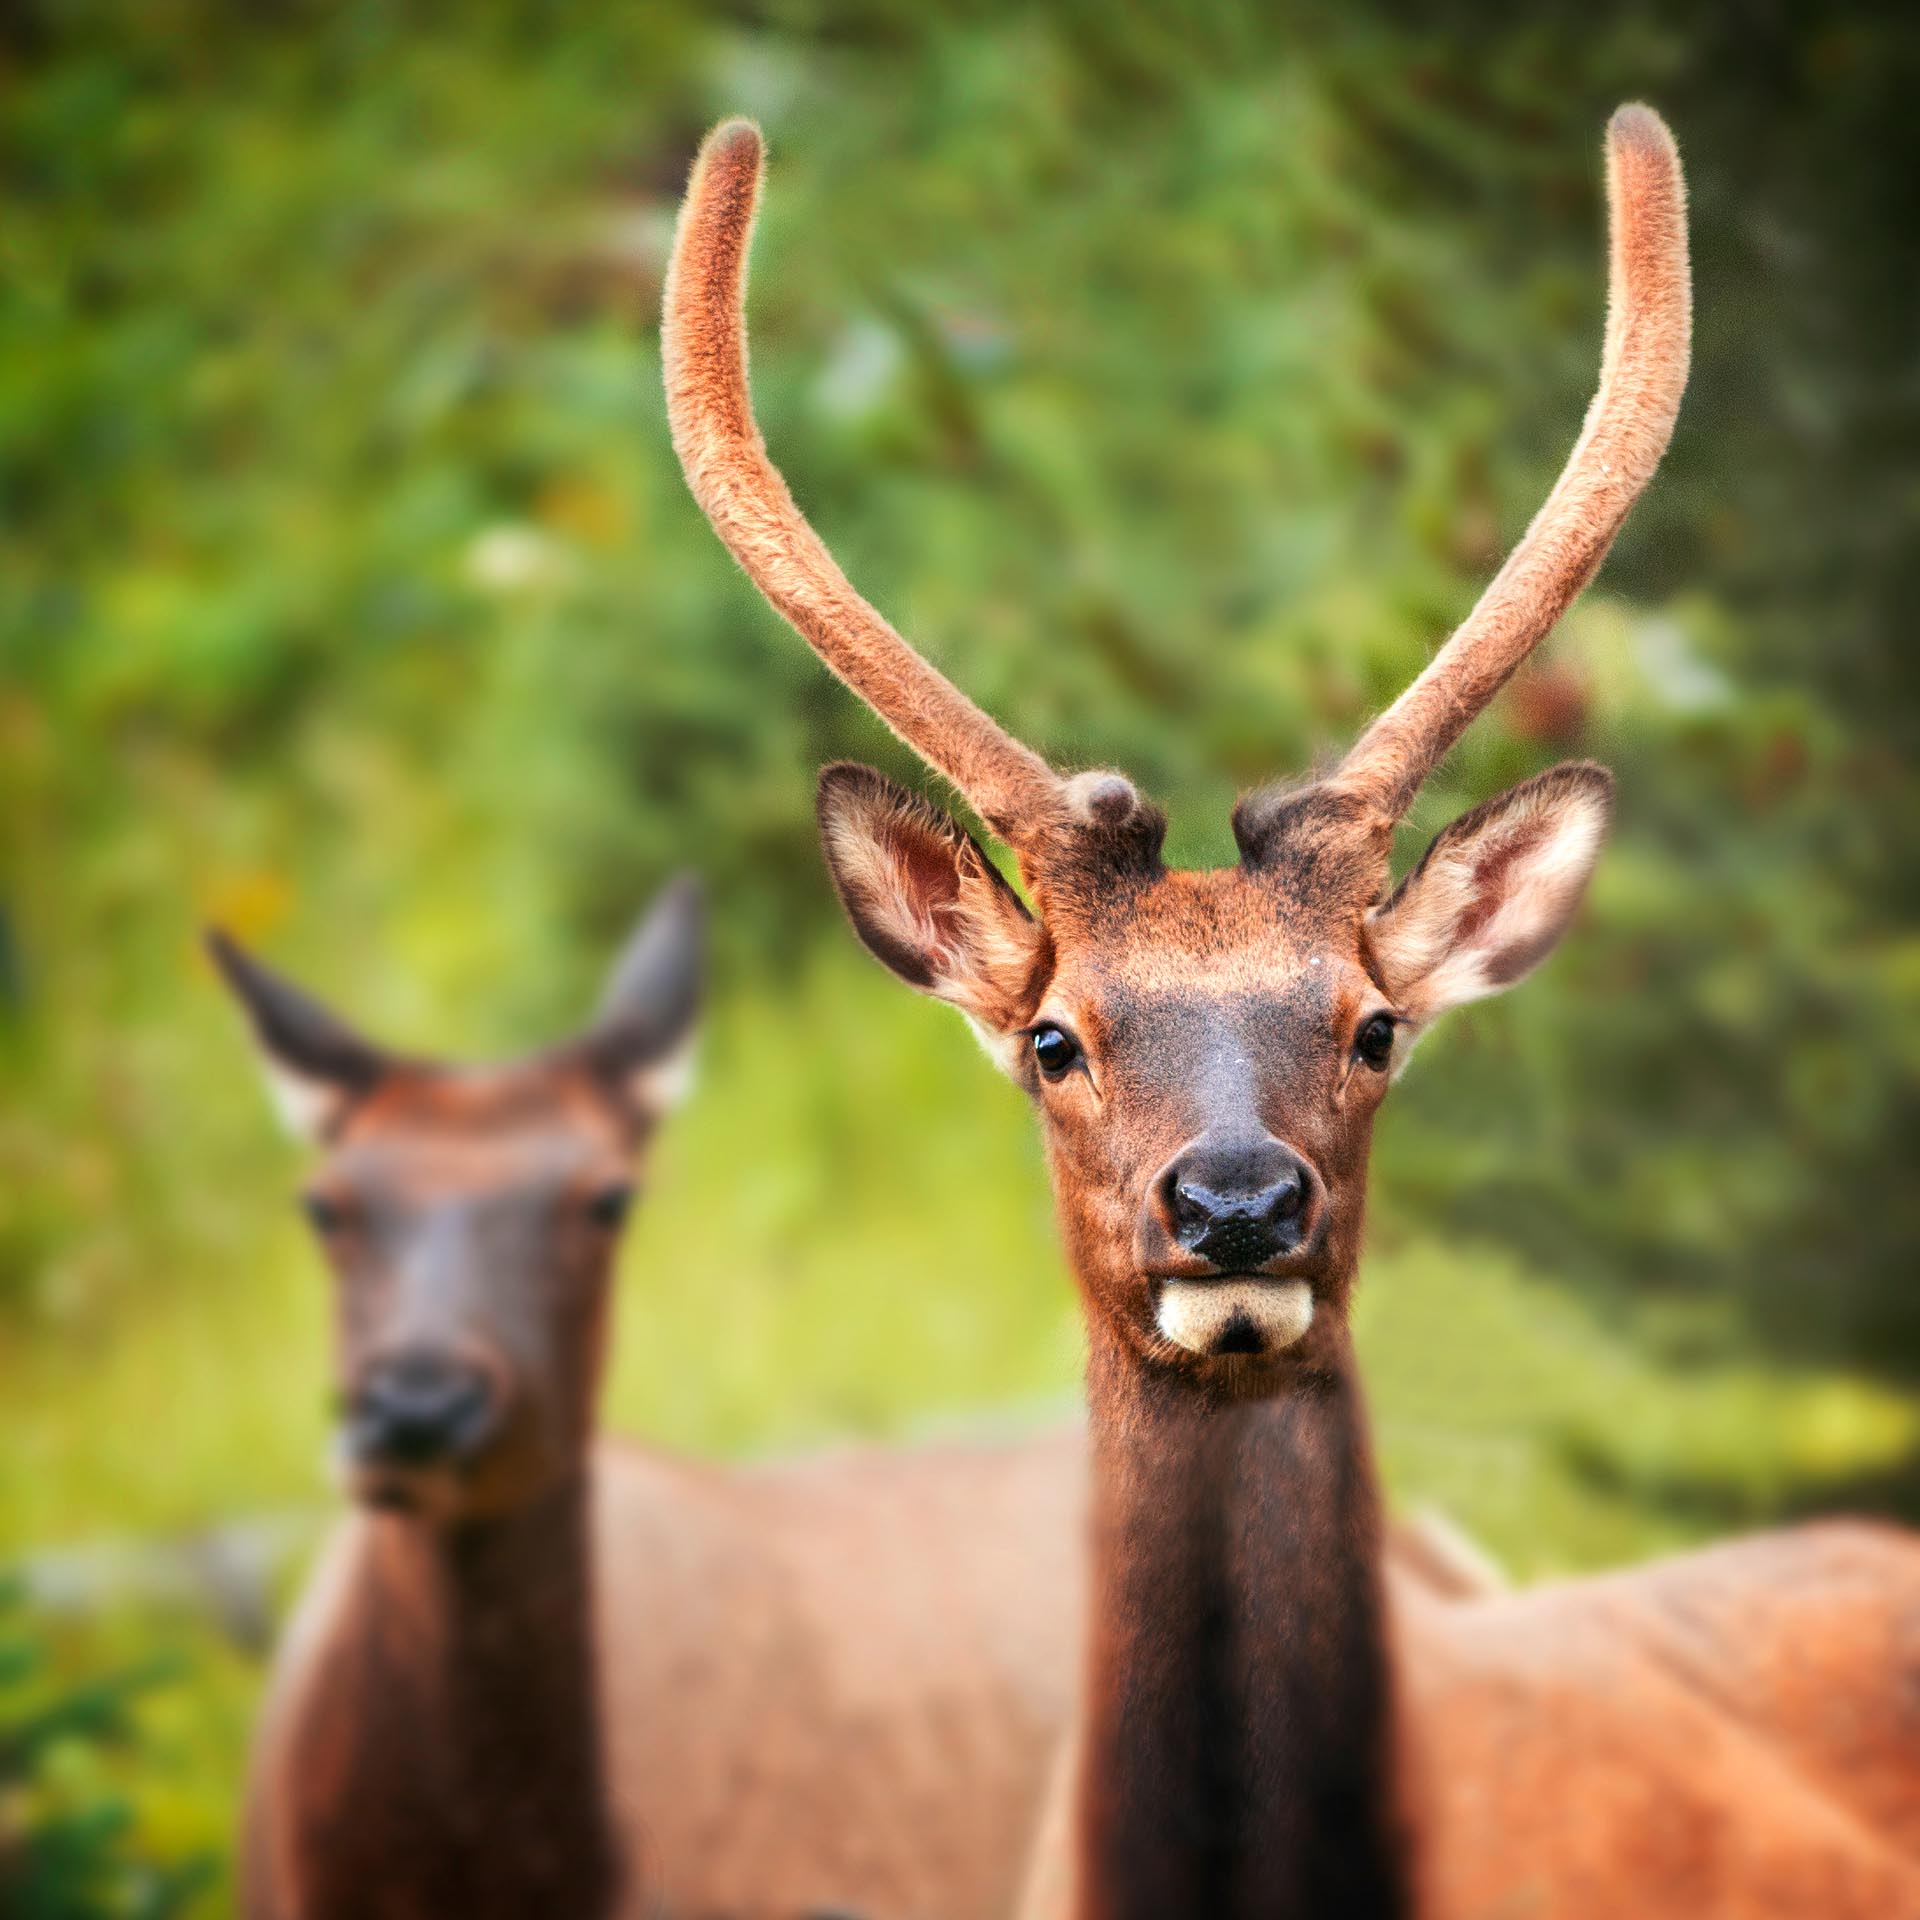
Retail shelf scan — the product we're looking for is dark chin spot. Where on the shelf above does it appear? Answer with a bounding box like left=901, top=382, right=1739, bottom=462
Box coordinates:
left=1214, top=1313, right=1266, bottom=1357
left=359, top=1477, right=421, bottom=1514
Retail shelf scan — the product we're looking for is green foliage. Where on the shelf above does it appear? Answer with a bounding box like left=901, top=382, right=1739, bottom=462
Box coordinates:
left=2, top=3, right=1916, bottom=1911
left=0, top=1584, right=211, bottom=1919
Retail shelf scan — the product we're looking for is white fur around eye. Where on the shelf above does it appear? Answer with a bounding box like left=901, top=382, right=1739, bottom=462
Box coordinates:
left=262, top=1063, right=351, bottom=1144
left=964, top=1016, right=1030, bottom=1082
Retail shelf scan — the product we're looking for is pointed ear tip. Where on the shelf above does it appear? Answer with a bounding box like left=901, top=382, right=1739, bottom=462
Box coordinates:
left=1530, top=758, right=1613, bottom=799
left=816, top=760, right=891, bottom=815
left=203, top=925, right=250, bottom=983
left=1564, top=760, right=1616, bottom=808
left=817, top=757, right=873, bottom=786
left=657, top=871, right=705, bottom=914
left=663, top=879, right=706, bottom=955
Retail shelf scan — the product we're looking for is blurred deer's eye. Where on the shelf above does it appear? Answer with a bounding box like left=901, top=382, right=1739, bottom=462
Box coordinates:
left=301, top=1191, right=349, bottom=1237
left=1030, top=1024, right=1081, bottom=1080
left=585, top=1183, right=635, bottom=1230
left=1355, top=1014, right=1396, bottom=1071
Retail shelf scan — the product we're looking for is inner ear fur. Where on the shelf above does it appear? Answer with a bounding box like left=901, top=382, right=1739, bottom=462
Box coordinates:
left=816, top=762, right=1050, bottom=1031
left=1365, top=761, right=1613, bottom=1025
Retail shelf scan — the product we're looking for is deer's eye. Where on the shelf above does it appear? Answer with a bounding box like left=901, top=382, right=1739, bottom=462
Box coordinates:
left=584, top=1182, right=635, bottom=1231
left=301, top=1191, right=350, bottom=1237
left=1354, top=1014, right=1397, bottom=1072
left=1030, top=1024, right=1081, bottom=1081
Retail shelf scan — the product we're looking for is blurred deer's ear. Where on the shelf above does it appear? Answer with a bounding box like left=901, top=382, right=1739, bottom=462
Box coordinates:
left=816, top=763, right=1049, bottom=1042
left=206, top=930, right=390, bottom=1143
left=582, top=875, right=704, bottom=1118
left=1365, top=763, right=1612, bottom=1030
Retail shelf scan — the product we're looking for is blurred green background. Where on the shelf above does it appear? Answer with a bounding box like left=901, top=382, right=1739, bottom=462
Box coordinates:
left=4, top=1, right=1918, bottom=1910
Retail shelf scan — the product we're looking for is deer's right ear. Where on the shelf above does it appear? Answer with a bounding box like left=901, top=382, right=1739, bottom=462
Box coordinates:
left=1364, top=762, right=1612, bottom=1031
left=583, top=875, right=705, bottom=1120
left=206, top=930, right=389, bottom=1143
left=817, top=763, right=1050, bottom=1036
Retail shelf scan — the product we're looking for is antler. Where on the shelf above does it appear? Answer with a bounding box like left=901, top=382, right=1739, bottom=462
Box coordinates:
left=662, top=119, right=1076, bottom=852
left=1328, top=104, right=1691, bottom=823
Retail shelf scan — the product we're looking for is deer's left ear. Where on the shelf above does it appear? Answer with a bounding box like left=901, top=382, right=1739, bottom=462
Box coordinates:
left=1365, top=762, right=1612, bottom=1027
left=583, top=875, right=706, bottom=1119
left=816, top=762, right=1050, bottom=1038
left=207, top=930, right=391, bottom=1143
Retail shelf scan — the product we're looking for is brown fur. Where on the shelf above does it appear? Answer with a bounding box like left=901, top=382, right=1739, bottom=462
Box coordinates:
left=223, top=926, right=1481, bottom=1920
left=244, top=1417, right=1089, bottom=1920
left=1020, top=1524, right=1920, bottom=1920
left=1067, top=1322, right=1408, bottom=1918
left=218, top=930, right=1088, bottom=1920
left=664, top=103, right=1920, bottom=1918
left=817, top=762, right=1053, bottom=1027
left=1367, top=761, right=1613, bottom=1017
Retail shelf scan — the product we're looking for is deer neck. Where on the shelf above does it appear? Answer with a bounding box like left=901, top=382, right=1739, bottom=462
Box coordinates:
left=1073, top=1314, right=1411, bottom=1920
left=298, top=1467, right=622, bottom=1919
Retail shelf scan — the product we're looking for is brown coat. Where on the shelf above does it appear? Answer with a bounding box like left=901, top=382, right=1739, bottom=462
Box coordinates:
left=243, top=1427, right=1085, bottom=1920
left=1021, top=1519, right=1920, bottom=1920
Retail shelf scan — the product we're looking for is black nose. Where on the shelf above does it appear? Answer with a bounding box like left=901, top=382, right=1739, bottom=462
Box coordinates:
left=1160, top=1137, right=1317, bottom=1270
left=348, top=1350, right=501, bottom=1470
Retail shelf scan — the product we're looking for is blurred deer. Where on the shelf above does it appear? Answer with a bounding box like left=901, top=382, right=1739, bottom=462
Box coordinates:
left=217, top=881, right=1090, bottom=1920
left=666, top=109, right=1920, bottom=1919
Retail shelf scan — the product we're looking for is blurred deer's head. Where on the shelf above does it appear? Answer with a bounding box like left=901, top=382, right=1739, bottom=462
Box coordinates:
left=665, top=111, right=1688, bottom=1391
left=211, top=881, right=702, bottom=1519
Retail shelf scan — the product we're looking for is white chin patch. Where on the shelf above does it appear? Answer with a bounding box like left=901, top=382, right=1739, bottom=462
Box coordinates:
left=1156, top=1279, right=1315, bottom=1357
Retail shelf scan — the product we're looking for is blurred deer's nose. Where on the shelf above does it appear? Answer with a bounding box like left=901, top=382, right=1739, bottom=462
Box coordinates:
left=1156, top=1137, right=1321, bottom=1270
left=348, top=1350, right=502, bottom=1470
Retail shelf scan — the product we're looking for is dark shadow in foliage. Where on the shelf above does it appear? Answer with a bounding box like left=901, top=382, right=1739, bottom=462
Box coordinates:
left=1555, top=1427, right=1920, bottom=1539
left=0, top=1579, right=214, bottom=1919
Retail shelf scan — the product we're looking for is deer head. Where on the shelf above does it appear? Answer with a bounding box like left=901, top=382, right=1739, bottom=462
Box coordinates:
left=665, top=110, right=1687, bottom=1391
left=210, top=880, right=703, bottom=1518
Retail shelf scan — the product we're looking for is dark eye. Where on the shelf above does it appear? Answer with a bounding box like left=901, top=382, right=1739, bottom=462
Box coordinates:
left=585, top=1183, right=635, bottom=1231
left=300, top=1191, right=348, bottom=1237
left=1354, top=1014, right=1396, bottom=1072
left=1030, top=1024, right=1081, bottom=1081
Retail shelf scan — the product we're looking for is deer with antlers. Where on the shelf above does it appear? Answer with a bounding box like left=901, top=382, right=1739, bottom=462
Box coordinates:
left=218, top=883, right=1099, bottom=1920
left=666, top=108, right=1920, bottom=1917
